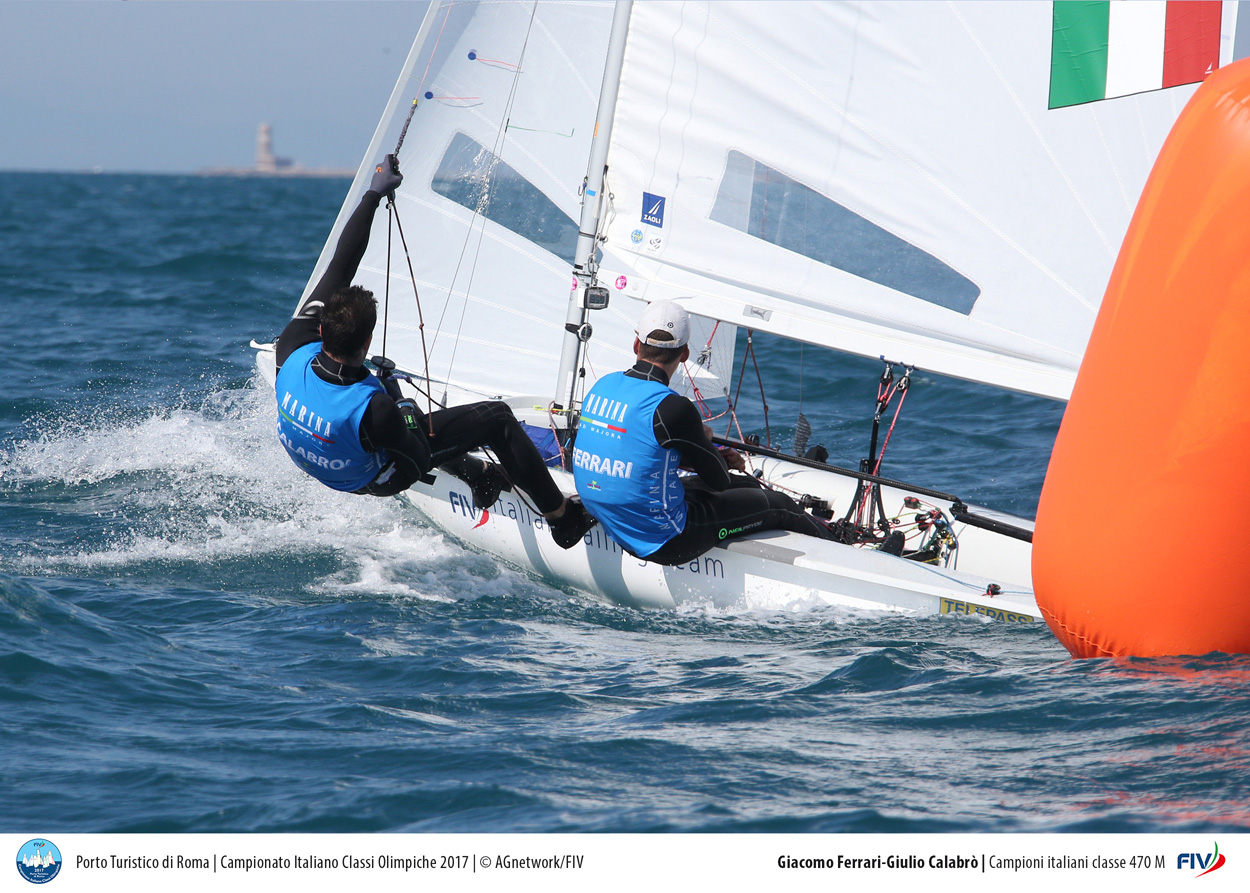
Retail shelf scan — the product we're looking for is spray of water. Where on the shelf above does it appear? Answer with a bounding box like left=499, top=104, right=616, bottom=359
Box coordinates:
left=0, top=379, right=533, bottom=603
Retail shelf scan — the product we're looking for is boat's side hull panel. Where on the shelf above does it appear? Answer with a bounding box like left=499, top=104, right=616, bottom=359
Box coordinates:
left=400, top=468, right=1040, bottom=621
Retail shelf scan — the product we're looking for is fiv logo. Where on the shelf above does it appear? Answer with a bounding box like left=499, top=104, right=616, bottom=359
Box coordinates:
left=1177, top=842, right=1225, bottom=877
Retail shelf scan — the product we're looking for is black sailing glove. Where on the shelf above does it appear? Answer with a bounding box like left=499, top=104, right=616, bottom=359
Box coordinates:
left=369, top=154, right=403, bottom=199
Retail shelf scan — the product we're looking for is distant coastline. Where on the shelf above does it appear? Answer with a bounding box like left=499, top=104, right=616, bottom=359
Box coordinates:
left=196, top=166, right=354, bottom=179
left=0, top=169, right=354, bottom=178
left=0, top=124, right=356, bottom=177
left=198, top=122, right=354, bottom=179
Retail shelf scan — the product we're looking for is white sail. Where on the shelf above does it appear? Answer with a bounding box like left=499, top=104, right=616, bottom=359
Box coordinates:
left=297, top=0, right=636, bottom=402
left=596, top=0, right=1238, bottom=400
left=297, top=1, right=1231, bottom=405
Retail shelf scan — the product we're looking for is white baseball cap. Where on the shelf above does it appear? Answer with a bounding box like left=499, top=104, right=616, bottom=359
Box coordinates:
left=635, top=300, right=690, bottom=348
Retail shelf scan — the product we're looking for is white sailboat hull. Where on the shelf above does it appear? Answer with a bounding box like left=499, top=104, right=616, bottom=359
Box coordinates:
left=398, top=464, right=1039, bottom=621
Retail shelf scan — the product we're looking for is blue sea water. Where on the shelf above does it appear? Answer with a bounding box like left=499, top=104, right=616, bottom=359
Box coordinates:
left=1, top=172, right=1248, bottom=834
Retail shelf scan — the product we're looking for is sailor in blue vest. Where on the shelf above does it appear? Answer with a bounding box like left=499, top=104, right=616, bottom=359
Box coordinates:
left=572, top=301, right=835, bottom=565
left=274, top=156, right=592, bottom=548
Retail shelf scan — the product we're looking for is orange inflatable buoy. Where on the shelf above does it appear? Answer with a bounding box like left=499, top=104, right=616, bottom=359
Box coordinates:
left=1034, top=59, right=1250, bottom=659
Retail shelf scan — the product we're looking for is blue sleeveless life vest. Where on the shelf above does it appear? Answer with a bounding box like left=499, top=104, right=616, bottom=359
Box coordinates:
left=274, top=342, right=388, bottom=492
left=572, top=371, right=687, bottom=557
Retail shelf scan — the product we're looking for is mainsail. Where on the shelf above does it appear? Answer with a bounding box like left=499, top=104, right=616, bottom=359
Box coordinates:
left=297, top=1, right=1240, bottom=407
left=595, top=1, right=1241, bottom=400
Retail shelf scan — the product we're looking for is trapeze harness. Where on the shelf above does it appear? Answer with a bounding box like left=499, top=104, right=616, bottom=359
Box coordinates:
left=275, top=341, right=388, bottom=492
left=573, top=371, right=687, bottom=557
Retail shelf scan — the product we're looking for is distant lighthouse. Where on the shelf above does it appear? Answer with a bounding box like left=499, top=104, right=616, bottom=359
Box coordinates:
left=197, top=124, right=352, bottom=178
left=256, top=123, right=275, bottom=172
left=254, top=123, right=291, bottom=173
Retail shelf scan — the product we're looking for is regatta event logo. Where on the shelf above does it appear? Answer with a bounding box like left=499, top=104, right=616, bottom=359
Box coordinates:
left=16, top=839, right=62, bottom=884
left=641, top=192, right=665, bottom=227
left=631, top=228, right=644, bottom=244
left=1178, top=842, right=1225, bottom=877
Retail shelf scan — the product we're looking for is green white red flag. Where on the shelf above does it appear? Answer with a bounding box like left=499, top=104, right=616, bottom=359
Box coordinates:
left=1050, top=0, right=1225, bottom=108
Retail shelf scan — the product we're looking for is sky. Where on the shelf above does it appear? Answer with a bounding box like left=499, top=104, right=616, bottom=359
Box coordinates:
left=0, top=1, right=431, bottom=173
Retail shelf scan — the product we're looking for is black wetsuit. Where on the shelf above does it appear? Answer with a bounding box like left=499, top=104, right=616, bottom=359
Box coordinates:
left=619, top=360, right=831, bottom=566
left=274, top=190, right=564, bottom=513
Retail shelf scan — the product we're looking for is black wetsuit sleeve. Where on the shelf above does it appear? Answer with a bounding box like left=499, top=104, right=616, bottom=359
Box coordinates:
left=275, top=191, right=385, bottom=371
left=359, top=393, right=433, bottom=490
left=274, top=315, right=322, bottom=372
left=654, top=394, right=731, bottom=491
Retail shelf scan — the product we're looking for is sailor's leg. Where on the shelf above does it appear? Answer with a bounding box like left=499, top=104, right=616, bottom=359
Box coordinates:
left=645, top=481, right=831, bottom=566
left=426, top=401, right=564, bottom=514
left=353, top=458, right=413, bottom=498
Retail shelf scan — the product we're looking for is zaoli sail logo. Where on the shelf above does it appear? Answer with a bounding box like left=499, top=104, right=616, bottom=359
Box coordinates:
left=16, top=839, right=62, bottom=884
left=641, top=192, right=665, bottom=227
left=1177, top=841, right=1225, bottom=877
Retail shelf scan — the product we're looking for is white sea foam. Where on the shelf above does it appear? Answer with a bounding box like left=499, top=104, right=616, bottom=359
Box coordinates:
left=673, top=592, right=895, bottom=627
left=363, top=703, right=460, bottom=726
left=0, top=380, right=514, bottom=601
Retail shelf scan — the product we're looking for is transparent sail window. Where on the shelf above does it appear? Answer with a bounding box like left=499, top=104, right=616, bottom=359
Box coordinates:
left=431, top=132, right=579, bottom=265
left=710, top=151, right=980, bottom=314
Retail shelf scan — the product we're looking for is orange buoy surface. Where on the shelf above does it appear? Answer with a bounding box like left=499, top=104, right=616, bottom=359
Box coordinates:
left=1034, top=59, right=1250, bottom=658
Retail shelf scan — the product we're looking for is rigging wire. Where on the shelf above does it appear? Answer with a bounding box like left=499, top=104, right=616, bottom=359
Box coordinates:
left=681, top=324, right=760, bottom=477
left=685, top=336, right=957, bottom=563
left=386, top=201, right=437, bottom=431
left=871, top=378, right=909, bottom=476
left=727, top=330, right=772, bottom=448
left=848, top=361, right=912, bottom=531
left=382, top=202, right=393, bottom=359
left=748, top=337, right=772, bottom=447
left=372, top=1, right=453, bottom=398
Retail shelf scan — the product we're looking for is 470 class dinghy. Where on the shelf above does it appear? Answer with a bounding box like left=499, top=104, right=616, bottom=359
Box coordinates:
left=256, top=1, right=1230, bottom=620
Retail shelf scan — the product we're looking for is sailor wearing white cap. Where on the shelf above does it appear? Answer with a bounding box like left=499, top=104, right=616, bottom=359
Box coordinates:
left=572, top=301, right=834, bottom=564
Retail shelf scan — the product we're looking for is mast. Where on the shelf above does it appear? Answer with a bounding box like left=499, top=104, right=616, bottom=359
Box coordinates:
left=552, top=0, right=633, bottom=416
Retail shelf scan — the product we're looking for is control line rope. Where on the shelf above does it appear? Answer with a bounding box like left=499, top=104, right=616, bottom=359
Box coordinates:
left=387, top=200, right=436, bottom=435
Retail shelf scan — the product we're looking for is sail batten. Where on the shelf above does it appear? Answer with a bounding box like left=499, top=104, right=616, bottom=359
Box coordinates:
left=600, top=256, right=1080, bottom=400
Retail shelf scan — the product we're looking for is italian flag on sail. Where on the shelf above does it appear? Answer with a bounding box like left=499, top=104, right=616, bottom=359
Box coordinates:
left=1050, top=1, right=1223, bottom=108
